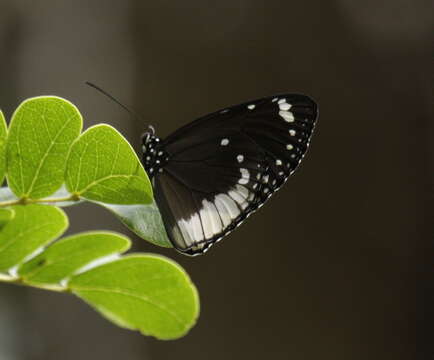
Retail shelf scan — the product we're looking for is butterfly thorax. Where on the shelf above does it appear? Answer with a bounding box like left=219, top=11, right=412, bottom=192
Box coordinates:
left=141, top=134, right=168, bottom=178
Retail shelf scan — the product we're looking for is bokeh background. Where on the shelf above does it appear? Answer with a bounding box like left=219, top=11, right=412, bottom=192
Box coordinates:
left=0, top=1, right=432, bottom=359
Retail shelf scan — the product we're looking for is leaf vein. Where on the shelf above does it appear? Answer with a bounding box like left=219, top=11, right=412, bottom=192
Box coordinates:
left=75, top=287, right=186, bottom=328
left=79, top=175, right=146, bottom=194
left=26, top=114, right=77, bottom=196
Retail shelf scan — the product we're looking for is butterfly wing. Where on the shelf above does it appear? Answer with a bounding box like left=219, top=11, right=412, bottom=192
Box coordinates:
left=149, top=94, right=317, bottom=255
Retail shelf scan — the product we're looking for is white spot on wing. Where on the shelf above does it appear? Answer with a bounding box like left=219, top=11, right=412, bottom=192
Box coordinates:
left=199, top=206, right=214, bottom=239
left=221, top=138, right=229, bottom=146
left=178, top=212, right=203, bottom=243
left=238, top=168, right=250, bottom=185
left=279, top=102, right=291, bottom=111
left=289, top=130, right=296, bottom=136
left=286, top=144, right=294, bottom=150
left=189, top=212, right=204, bottom=241
left=247, top=104, right=255, bottom=110
left=276, top=159, right=282, bottom=166
left=272, top=97, right=278, bottom=102
left=214, top=196, right=232, bottom=227
left=201, top=199, right=223, bottom=238
left=171, top=223, right=189, bottom=248
left=215, top=193, right=240, bottom=220
left=279, top=110, right=294, bottom=122
left=228, top=189, right=248, bottom=209
left=235, top=184, right=249, bottom=199
left=237, top=154, right=244, bottom=163
left=278, top=98, right=286, bottom=104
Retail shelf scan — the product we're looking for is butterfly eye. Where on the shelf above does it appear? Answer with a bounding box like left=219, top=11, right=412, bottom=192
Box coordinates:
left=142, top=132, right=151, bottom=144
left=141, top=125, right=156, bottom=145
left=148, top=125, right=155, bottom=136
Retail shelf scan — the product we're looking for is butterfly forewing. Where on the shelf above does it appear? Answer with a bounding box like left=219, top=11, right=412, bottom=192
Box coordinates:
left=143, top=94, right=318, bottom=255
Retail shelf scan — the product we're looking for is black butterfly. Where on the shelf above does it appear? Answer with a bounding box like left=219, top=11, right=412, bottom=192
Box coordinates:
left=141, top=94, right=318, bottom=256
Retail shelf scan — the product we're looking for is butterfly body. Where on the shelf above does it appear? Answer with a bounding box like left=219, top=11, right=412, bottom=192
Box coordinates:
left=142, top=94, right=318, bottom=256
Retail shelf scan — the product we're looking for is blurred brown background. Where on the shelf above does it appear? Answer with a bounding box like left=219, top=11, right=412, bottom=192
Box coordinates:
left=0, top=1, right=432, bottom=359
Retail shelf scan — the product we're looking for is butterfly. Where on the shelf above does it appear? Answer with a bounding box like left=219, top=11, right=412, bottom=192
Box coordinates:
left=141, top=94, right=318, bottom=256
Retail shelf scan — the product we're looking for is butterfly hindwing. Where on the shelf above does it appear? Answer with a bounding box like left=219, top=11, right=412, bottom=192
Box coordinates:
left=142, top=94, right=318, bottom=255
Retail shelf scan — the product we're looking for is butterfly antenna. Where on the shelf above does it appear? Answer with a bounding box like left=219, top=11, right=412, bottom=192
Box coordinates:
left=85, top=81, right=143, bottom=124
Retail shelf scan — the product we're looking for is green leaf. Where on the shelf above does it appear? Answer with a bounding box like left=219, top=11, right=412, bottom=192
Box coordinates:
left=65, top=124, right=152, bottom=205
left=69, top=254, right=199, bottom=340
left=0, top=204, right=67, bottom=272
left=0, top=110, right=8, bottom=184
left=102, top=201, right=172, bottom=248
left=18, top=231, right=130, bottom=286
left=6, top=96, right=82, bottom=199
left=0, top=208, right=14, bottom=230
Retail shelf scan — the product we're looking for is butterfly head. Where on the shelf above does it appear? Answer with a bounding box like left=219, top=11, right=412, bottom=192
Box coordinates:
left=141, top=124, right=156, bottom=144
left=141, top=126, right=167, bottom=177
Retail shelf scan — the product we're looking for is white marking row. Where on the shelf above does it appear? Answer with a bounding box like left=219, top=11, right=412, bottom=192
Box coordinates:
left=174, top=184, right=256, bottom=246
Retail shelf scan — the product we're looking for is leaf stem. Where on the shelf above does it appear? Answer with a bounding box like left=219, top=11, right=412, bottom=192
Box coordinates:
left=0, top=275, right=68, bottom=292
left=0, top=194, right=80, bottom=208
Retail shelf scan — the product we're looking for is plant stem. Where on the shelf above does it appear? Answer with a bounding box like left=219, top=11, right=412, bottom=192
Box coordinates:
left=31, top=196, right=79, bottom=204
left=0, top=275, right=68, bottom=292
left=0, top=195, right=80, bottom=207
